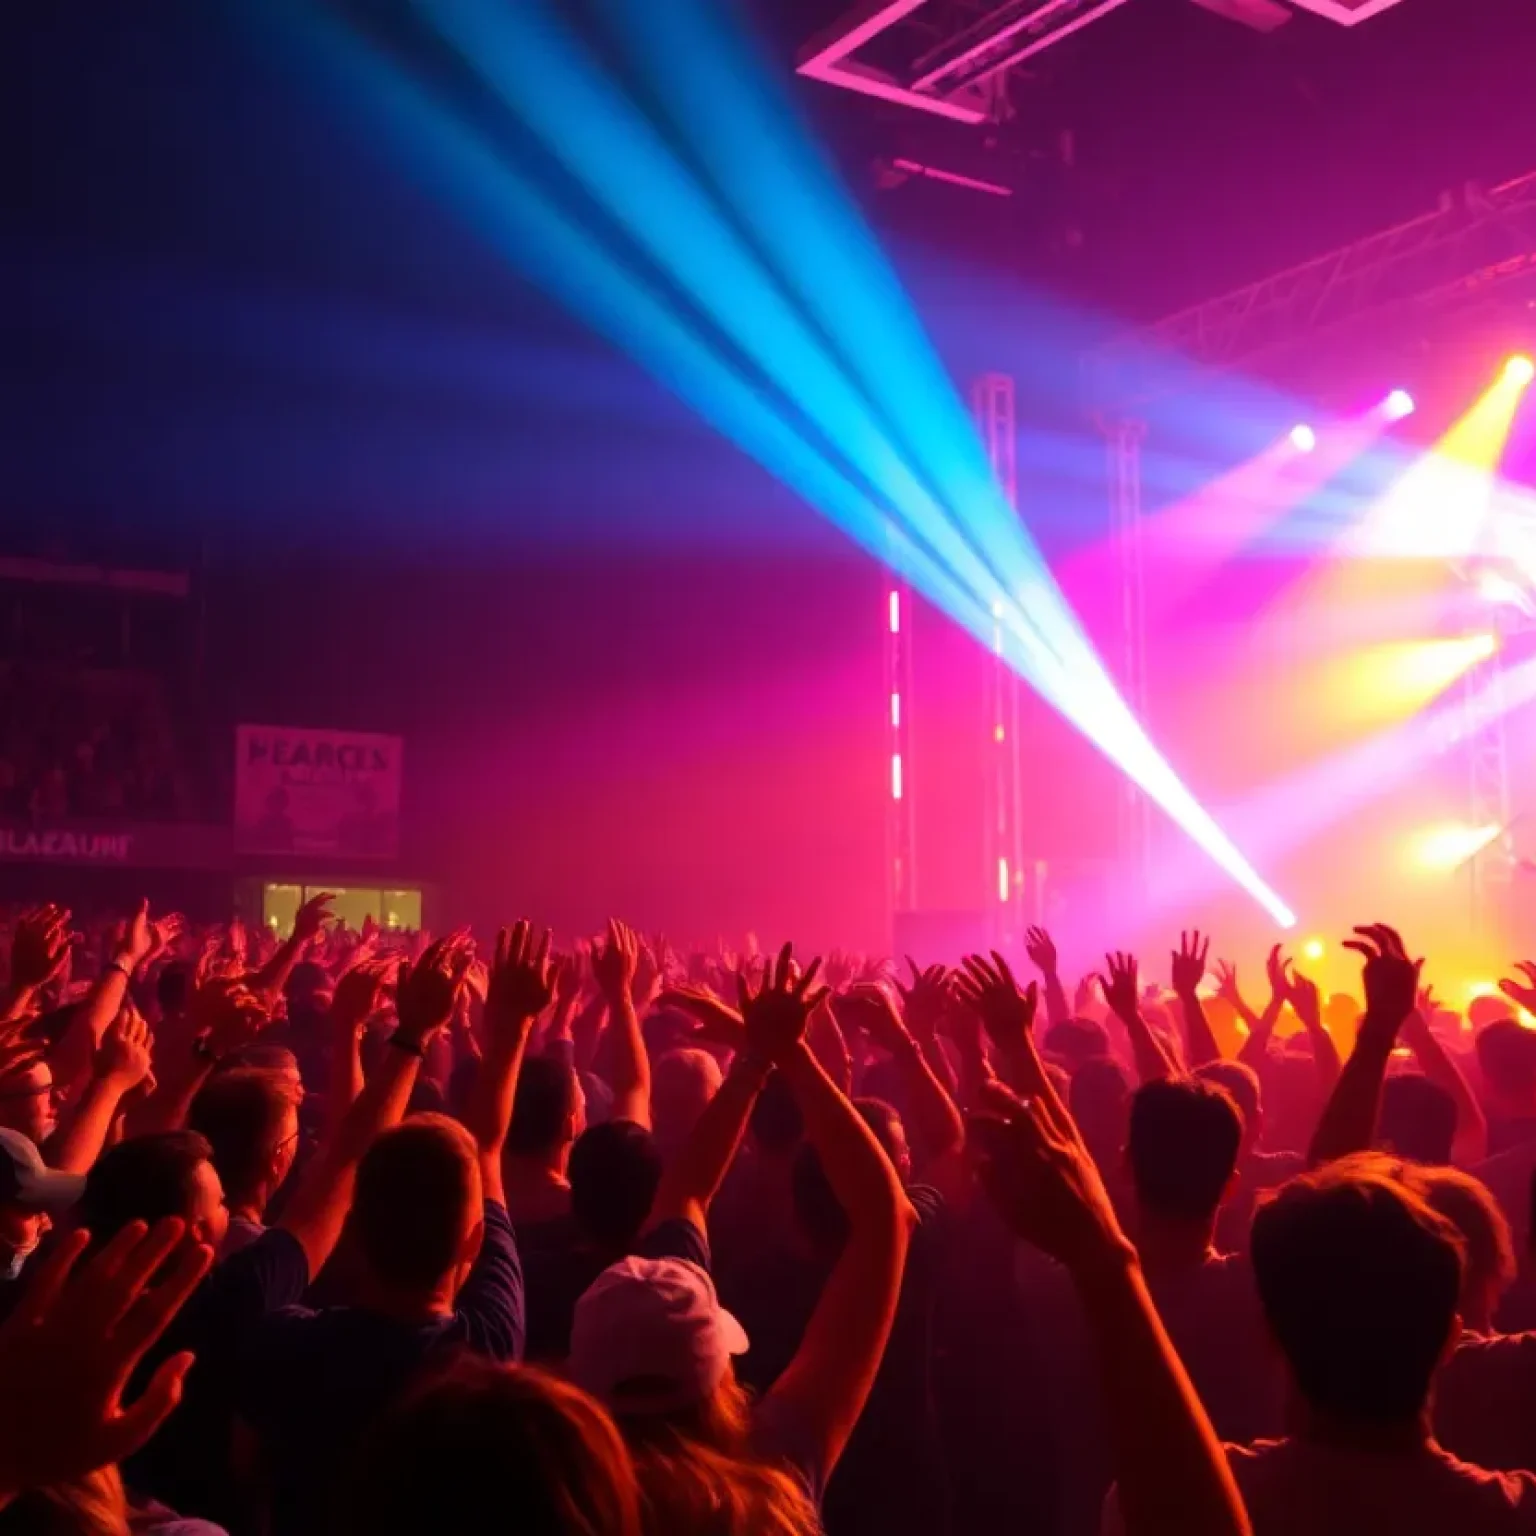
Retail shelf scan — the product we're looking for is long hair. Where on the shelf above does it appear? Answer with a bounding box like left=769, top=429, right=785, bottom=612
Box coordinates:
left=616, top=1374, right=820, bottom=1536
left=0, top=1467, right=128, bottom=1536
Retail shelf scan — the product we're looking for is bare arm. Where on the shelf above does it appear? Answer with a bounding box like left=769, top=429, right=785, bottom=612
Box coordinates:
left=278, top=937, right=464, bottom=1275
left=48, top=1013, right=154, bottom=1175
left=51, top=903, right=156, bottom=1087
left=1025, top=927, right=1072, bottom=1029
left=761, top=1038, right=912, bottom=1480
left=463, top=923, right=551, bottom=1207
left=1171, top=931, right=1221, bottom=1068
left=1403, top=994, right=1487, bottom=1164
left=591, top=920, right=651, bottom=1128
left=1101, top=954, right=1177, bottom=1084
left=971, top=1079, right=1248, bottom=1536
left=1307, top=925, right=1418, bottom=1167
left=245, top=893, right=333, bottom=1002
left=1235, top=949, right=1285, bottom=1073
left=646, top=1051, right=771, bottom=1235
left=1283, top=968, right=1341, bottom=1103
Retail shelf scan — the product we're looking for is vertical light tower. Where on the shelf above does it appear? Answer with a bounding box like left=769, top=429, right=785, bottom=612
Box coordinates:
left=885, top=580, right=916, bottom=919
left=973, top=372, right=1024, bottom=939
left=1105, top=415, right=1154, bottom=885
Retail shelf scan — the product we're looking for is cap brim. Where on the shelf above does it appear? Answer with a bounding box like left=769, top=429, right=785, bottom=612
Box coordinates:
left=15, top=1167, right=85, bottom=1214
left=718, top=1304, right=750, bottom=1357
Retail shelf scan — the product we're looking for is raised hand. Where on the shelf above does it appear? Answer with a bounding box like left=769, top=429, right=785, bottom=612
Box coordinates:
left=331, top=957, right=399, bottom=1034
left=1342, top=923, right=1421, bottom=1031
left=293, top=892, right=336, bottom=944
left=895, top=958, right=952, bottom=1042
left=1024, top=925, right=1059, bottom=976
left=1499, top=962, right=1536, bottom=1014
left=591, top=919, right=640, bottom=1006
left=116, top=899, right=156, bottom=970
left=632, top=936, right=664, bottom=1010
left=1170, top=930, right=1210, bottom=996
left=736, top=942, right=827, bottom=1063
left=1097, top=951, right=1141, bottom=1024
left=145, top=912, right=186, bottom=967
left=486, top=920, right=554, bottom=1028
left=8, top=905, right=72, bottom=992
left=395, top=934, right=473, bottom=1046
left=0, top=1218, right=213, bottom=1498
left=968, top=1079, right=1132, bottom=1274
left=94, top=1008, right=155, bottom=1092
left=551, top=950, right=585, bottom=1010
left=192, top=978, right=270, bottom=1060
left=1212, top=959, right=1241, bottom=1006
left=1284, top=964, right=1322, bottom=1032
left=1264, top=943, right=1287, bottom=1006
left=657, top=982, right=745, bottom=1049
left=1415, top=981, right=1440, bottom=1019
left=838, top=983, right=912, bottom=1056
left=953, top=952, right=1038, bottom=1054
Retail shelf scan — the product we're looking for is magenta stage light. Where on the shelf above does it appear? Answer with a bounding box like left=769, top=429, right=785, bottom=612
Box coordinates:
left=1384, top=388, right=1416, bottom=420
left=1290, top=424, right=1317, bottom=453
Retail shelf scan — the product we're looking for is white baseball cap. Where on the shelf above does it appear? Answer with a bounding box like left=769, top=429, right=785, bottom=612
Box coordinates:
left=0, top=1127, right=85, bottom=1213
left=569, top=1255, right=750, bottom=1413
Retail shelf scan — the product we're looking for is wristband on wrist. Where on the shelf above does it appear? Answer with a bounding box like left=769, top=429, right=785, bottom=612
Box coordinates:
left=388, top=1032, right=428, bottom=1059
left=106, top=959, right=133, bottom=981
left=732, top=1049, right=773, bottom=1080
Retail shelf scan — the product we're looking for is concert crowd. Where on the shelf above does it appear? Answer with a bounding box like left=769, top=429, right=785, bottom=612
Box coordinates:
left=4, top=892, right=1536, bottom=1536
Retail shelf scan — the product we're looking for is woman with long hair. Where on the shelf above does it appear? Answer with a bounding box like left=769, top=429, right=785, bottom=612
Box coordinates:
left=570, top=946, right=913, bottom=1535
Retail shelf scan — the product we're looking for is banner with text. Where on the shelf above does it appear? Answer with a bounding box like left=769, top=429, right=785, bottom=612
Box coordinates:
left=235, top=726, right=402, bottom=859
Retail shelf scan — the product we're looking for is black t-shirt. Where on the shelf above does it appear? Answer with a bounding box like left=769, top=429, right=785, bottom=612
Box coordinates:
left=723, top=1185, right=951, bottom=1536
left=521, top=1213, right=711, bottom=1362
left=124, top=1226, right=311, bottom=1529
left=233, top=1200, right=523, bottom=1536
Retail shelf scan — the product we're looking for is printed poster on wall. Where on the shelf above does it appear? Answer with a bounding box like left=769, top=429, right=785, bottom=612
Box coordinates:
left=235, top=725, right=403, bottom=859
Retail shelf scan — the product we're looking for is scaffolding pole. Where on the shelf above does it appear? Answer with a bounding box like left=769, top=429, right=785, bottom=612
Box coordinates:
left=1103, top=415, right=1153, bottom=883
left=973, top=372, right=1025, bottom=938
left=885, top=581, right=916, bottom=920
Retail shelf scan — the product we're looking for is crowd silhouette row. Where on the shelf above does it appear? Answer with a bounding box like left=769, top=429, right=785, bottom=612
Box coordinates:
left=4, top=895, right=1536, bottom=1534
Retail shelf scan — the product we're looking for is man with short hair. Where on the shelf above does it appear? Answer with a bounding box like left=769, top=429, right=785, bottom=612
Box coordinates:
left=1122, top=1077, right=1281, bottom=1445
left=189, top=1068, right=302, bottom=1255
left=502, top=1052, right=584, bottom=1227
left=1227, top=1157, right=1536, bottom=1533
left=229, top=924, right=545, bottom=1536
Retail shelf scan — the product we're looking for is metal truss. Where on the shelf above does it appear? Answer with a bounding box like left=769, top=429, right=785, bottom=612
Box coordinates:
left=885, top=582, right=917, bottom=917
left=973, top=372, right=1026, bottom=936
left=1103, top=416, right=1154, bottom=880
left=1089, top=169, right=1536, bottom=410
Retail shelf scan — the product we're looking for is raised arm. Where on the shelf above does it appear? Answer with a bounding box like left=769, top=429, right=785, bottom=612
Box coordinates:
left=1171, top=930, right=1222, bottom=1068
left=464, top=922, right=552, bottom=1207
left=645, top=1000, right=770, bottom=1237
left=843, top=979, right=964, bottom=1178
left=1234, top=948, right=1286, bottom=1073
left=277, top=936, right=465, bottom=1275
left=1307, top=925, right=1418, bottom=1168
left=126, top=980, right=270, bottom=1138
left=1402, top=984, right=1487, bottom=1165
left=1, top=907, right=72, bottom=1028
left=757, top=945, right=912, bottom=1484
left=1025, top=926, right=1072, bottom=1029
left=1282, top=965, right=1341, bottom=1101
left=324, top=960, right=396, bottom=1141
left=245, top=892, right=334, bottom=1002
left=591, top=919, right=651, bottom=1128
left=50, top=901, right=157, bottom=1085
left=47, top=1009, right=155, bottom=1174
left=970, top=1081, right=1248, bottom=1536
left=1099, top=953, right=1177, bottom=1084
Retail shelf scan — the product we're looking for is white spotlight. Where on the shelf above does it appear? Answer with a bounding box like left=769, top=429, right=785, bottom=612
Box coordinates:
left=1385, top=388, right=1416, bottom=420
left=1289, top=424, right=1316, bottom=454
